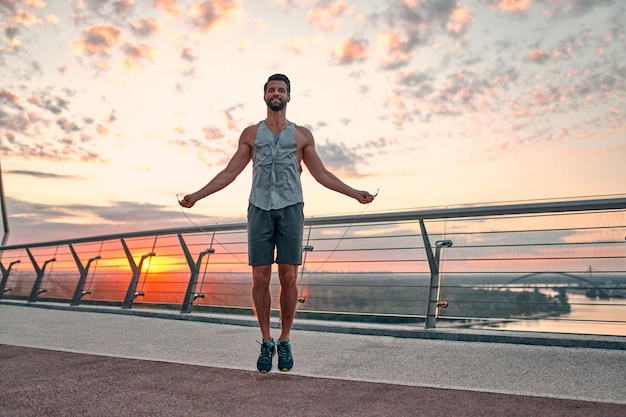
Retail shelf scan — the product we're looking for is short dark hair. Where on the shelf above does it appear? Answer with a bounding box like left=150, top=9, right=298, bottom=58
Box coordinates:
left=264, top=73, right=290, bottom=94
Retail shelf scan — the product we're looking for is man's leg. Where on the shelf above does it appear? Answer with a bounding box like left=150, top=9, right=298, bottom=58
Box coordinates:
left=252, top=265, right=273, bottom=342
left=252, top=264, right=276, bottom=373
left=276, top=263, right=297, bottom=372
left=273, top=203, right=303, bottom=372
left=277, top=263, right=298, bottom=341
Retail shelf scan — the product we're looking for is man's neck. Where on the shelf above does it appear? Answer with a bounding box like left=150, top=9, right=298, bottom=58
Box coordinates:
left=264, top=109, right=288, bottom=131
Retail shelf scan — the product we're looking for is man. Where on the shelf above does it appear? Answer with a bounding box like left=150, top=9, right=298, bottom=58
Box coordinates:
left=179, top=74, right=376, bottom=373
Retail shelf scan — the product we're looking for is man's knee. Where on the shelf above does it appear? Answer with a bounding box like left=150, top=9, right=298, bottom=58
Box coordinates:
left=253, top=265, right=272, bottom=285
left=277, top=264, right=298, bottom=286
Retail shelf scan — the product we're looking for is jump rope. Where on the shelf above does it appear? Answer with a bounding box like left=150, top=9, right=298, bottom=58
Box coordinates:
left=176, top=189, right=378, bottom=304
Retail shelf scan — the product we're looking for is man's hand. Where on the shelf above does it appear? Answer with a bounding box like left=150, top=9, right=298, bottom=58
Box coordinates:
left=179, top=194, right=197, bottom=208
left=355, top=190, right=377, bottom=204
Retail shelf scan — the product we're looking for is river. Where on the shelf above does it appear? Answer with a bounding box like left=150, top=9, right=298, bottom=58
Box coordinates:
left=480, top=293, right=626, bottom=337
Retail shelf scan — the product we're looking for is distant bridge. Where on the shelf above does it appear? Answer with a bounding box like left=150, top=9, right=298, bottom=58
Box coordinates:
left=509, top=272, right=609, bottom=299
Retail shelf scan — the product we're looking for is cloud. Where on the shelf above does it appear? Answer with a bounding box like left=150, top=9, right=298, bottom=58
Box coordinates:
left=331, top=37, right=369, bottom=65
left=4, top=197, right=236, bottom=245
left=180, top=46, right=196, bottom=62
left=154, top=0, right=184, bottom=17
left=378, top=29, right=413, bottom=69
left=129, top=17, right=160, bottom=37
left=3, top=24, right=19, bottom=40
left=1, top=85, right=114, bottom=163
left=380, top=0, right=625, bottom=154
left=283, top=36, right=306, bottom=54
left=79, top=0, right=135, bottom=19
left=202, top=125, right=225, bottom=140
left=122, top=42, right=153, bottom=71
left=72, top=25, right=122, bottom=56
left=447, top=5, right=473, bottom=35
left=46, top=14, right=59, bottom=25
left=223, top=105, right=243, bottom=131
left=316, top=139, right=363, bottom=175
left=544, top=0, right=617, bottom=19
left=10, top=8, right=43, bottom=26
left=56, top=117, right=80, bottom=134
left=395, top=70, right=435, bottom=98
left=307, top=0, right=354, bottom=33
left=6, top=170, right=77, bottom=179
left=0, top=88, right=21, bottom=107
left=270, top=0, right=308, bottom=13
left=27, top=90, right=70, bottom=115
left=112, top=0, right=135, bottom=16
left=375, top=0, right=463, bottom=69
left=188, top=0, right=242, bottom=32
left=486, top=0, right=532, bottom=13
left=527, top=49, right=552, bottom=64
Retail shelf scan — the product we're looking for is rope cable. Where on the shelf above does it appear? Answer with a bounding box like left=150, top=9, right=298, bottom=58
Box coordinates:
left=296, top=190, right=379, bottom=304
left=177, top=190, right=379, bottom=302
left=176, top=194, right=247, bottom=265
left=311, top=189, right=379, bottom=274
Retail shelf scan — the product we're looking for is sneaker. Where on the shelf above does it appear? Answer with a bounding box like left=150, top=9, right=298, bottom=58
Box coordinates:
left=257, top=339, right=275, bottom=373
left=277, top=339, right=293, bottom=372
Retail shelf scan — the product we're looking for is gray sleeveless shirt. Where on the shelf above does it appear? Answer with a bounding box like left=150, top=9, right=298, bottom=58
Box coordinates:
left=249, top=121, right=303, bottom=210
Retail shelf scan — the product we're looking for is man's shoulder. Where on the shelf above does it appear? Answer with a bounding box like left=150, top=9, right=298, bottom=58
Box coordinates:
left=294, top=124, right=313, bottom=140
left=241, top=123, right=261, bottom=141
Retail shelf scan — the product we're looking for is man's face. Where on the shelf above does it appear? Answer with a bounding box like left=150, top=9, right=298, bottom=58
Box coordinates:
left=264, top=80, right=290, bottom=111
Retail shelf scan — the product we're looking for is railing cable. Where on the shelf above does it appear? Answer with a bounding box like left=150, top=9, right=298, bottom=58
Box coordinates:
left=311, top=189, right=379, bottom=274
left=176, top=194, right=247, bottom=265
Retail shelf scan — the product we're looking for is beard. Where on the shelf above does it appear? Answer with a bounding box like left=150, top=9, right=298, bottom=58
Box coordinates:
left=266, top=97, right=287, bottom=111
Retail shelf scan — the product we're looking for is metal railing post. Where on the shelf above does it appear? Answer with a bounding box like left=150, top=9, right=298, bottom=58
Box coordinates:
left=419, top=220, right=452, bottom=329
left=69, top=244, right=101, bottom=306
left=121, top=239, right=155, bottom=309
left=433, top=239, right=453, bottom=319
left=178, top=234, right=214, bottom=314
left=26, top=248, right=56, bottom=303
left=0, top=259, right=20, bottom=298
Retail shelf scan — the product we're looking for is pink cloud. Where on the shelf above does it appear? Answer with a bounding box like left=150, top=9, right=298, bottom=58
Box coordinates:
left=331, top=38, right=368, bottom=65
left=154, top=0, right=183, bottom=17
left=489, top=0, right=532, bottom=13
left=122, top=42, right=153, bottom=72
left=378, top=29, right=412, bottom=68
left=283, top=36, right=305, bottom=54
left=73, top=25, right=122, bottom=56
left=307, top=0, right=353, bottom=33
left=130, top=18, right=160, bottom=37
left=447, top=5, right=473, bottom=35
left=188, top=0, right=241, bottom=32
left=202, top=126, right=225, bottom=140
left=10, top=8, right=43, bottom=26
left=0, top=88, right=20, bottom=105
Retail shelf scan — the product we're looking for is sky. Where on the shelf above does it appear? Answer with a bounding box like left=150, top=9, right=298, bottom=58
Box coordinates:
left=1, top=0, right=625, bottom=245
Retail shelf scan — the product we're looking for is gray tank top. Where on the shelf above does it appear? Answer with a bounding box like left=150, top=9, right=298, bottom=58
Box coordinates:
left=249, top=121, right=303, bottom=210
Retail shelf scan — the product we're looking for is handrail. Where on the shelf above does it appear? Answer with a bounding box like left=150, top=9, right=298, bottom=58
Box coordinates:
left=0, top=195, right=624, bottom=336
left=2, top=197, right=625, bottom=251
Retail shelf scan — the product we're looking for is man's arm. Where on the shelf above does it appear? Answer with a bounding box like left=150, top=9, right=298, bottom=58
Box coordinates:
left=299, top=126, right=376, bottom=204
left=179, top=126, right=255, bottom=208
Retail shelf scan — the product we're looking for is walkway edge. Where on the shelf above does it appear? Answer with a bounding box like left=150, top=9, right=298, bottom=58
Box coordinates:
left=3, top=300, right=625, bottom=350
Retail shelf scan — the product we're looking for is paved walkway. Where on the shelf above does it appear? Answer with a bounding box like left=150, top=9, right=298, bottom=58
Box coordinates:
left=1, top=303, right=625, bottom=416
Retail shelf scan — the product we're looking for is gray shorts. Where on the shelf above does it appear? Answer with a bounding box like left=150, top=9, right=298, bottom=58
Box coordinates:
left=247, top=202, right=304, bottom=266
